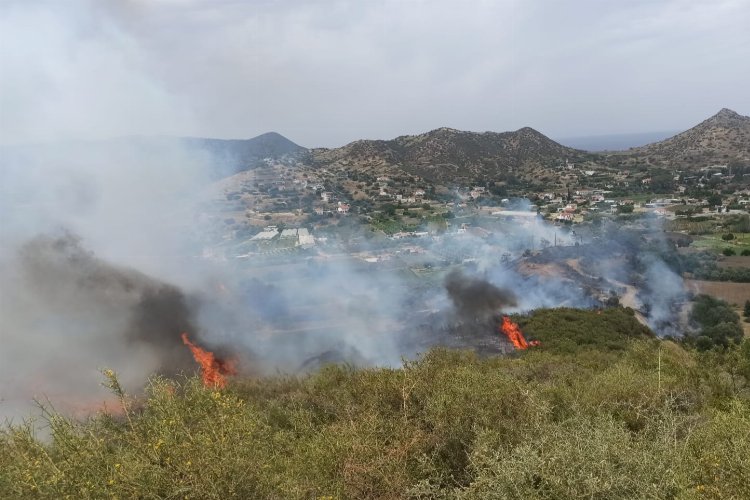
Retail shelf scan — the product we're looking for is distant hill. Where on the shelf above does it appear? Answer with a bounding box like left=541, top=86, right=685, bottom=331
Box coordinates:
left=624, top=108, right=750, bottom=168
left=0, top=132, right=308, bottom=180
left=556, top=131, right=678, bottom=152
left=312, top=126, right=587, bottom=183
left=183, top=132, right=307, bottom=177
left=6, top=109, right=748, bottom=188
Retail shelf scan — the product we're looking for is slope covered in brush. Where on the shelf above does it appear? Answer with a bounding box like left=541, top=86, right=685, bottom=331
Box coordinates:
left=2, top=308, right=749, bottom=499
left=312, top=126, right=587, bottom=183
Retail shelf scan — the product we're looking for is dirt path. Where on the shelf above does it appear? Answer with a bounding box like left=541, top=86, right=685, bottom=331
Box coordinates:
left=612, top=280, right=649, bottom=327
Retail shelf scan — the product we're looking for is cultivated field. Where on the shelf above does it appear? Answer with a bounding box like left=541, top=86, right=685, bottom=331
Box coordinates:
left=718, top=255, right=750, bottom=268
left=685, top=279, right=750, bottom=306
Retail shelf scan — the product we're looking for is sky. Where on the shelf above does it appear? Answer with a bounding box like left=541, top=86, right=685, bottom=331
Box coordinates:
left=1, top=0, right=748, bottom=148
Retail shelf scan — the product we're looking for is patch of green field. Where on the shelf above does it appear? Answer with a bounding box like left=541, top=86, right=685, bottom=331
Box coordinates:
left=693, top=232, right=750, bottom=253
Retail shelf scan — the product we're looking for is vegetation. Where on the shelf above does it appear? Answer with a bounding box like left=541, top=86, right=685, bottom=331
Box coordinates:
left=616, top=203, right=634, bottom=214
left=689, top=294, right=745, bottom=349
left=679, top=250, right=750, bottom=282
left=2, top=308, right=750, bottom=499
left=692, top=232, right=750, bottom=254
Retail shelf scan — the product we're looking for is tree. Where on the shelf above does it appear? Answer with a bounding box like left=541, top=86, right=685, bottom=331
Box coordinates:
left=703, top=322, right=744, bottom=348
left=695, top=335, right=714, bottom=351
left=691, top=294, right=744, bottom=348
left=723, top=248, right=736, bottom=256
left=707, top=193, right=723, bottom=207
left=617, top=204, right=634, bottom=214
left=744, top=300, right=750, bottom=319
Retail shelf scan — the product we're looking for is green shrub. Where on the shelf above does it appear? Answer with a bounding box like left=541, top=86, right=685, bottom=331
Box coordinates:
left=2, top=317, right=749, bottom=499
left=690, top=294, right=743, bottom=349
left=515, top=307, right=652, bottom=354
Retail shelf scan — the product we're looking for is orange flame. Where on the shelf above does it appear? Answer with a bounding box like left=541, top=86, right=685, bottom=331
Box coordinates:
left=181, top=333, right=237, bottom=388
left=500, top=316, right=539, bottom=350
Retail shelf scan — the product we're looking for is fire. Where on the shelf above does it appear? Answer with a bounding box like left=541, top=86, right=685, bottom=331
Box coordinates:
left=500, top=316, right=539, bottom=350
left=181, top=333, right=237, bottom=388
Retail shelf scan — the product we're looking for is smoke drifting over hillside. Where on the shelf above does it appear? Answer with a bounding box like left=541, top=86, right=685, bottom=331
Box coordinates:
left=0, top=131, right=692, bottom=421
left=18, top=232, right=206, bottom=374
left=0, top=2, right=692, bottom=423
left=1, top=162, right=693, bottom=420
left=0, top=140, right=226, bottom=420
left=10, top=233, right=209, bottom=389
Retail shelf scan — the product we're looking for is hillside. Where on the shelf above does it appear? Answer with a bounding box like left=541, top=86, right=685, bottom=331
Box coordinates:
left=624, top=108, right=750, bottom=168
left=2, top=308, right=749, bottom=499
left=312, top=126, right=589, bottom=184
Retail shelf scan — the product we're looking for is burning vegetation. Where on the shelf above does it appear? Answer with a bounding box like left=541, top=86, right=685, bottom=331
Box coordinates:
left=500, top=315, right=539, bottom=350
left=181, top=333, right=237, bottom=388
left=3, top=308, right=748, bottom=499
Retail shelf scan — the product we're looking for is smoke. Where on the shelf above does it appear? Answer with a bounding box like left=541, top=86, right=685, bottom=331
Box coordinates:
left=0, top=230, right=243, bottom=419
left=0, top=1, right=224, bottom=420
left=639, top=257, right=687, bottom=335
left=17, top=230, right=206, bottom=375
left=0, top=139, right=692, bottom=423
left=444, top=269, right=517, bottom=319
left=0, top=1, right=692, bottom=423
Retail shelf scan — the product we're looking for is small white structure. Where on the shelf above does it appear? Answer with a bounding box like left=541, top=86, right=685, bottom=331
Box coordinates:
left=251, top=229, right=278, bottom=241
left=298, top=228, right=315, bottom=246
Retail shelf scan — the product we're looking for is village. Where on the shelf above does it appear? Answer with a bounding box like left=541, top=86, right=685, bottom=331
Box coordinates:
left=201, top=155, right=750, bottom=266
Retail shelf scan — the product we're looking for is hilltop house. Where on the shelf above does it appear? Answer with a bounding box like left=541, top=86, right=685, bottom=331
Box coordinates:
left=337, top=202, right=350, bottom=214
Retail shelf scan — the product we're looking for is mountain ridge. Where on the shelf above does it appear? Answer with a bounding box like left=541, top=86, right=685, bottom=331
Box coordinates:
left=311, top=125, right=587, bottom=183
left=4, top=108, right=748, bottom=184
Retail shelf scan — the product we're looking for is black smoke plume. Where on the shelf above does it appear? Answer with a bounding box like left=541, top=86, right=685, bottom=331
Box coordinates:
left=18, top=231, right=212, bottom=376
left=444, top=270, right=517, bottom=320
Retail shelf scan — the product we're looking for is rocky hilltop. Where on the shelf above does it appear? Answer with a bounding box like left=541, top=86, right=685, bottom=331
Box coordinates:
left=312, top=126, right=588, bottom=183
left=624, top=108, right=750, bottom=168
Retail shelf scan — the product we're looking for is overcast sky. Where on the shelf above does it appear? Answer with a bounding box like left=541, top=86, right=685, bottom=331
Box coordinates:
left=1, top=0, right=748, bottom=147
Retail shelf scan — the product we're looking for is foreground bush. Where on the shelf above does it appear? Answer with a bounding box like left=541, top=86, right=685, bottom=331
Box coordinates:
left=2, top=310, right=750, bottom=499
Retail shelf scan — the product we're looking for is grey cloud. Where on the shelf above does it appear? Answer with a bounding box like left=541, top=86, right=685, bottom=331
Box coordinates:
left=2, top=0, right=748, bottom=147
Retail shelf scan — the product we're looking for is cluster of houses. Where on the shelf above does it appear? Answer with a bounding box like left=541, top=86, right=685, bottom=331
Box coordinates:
left=534, top=185, right=750, bottom=222
left=315, top=200, right=350, bottom=215
left=373, top=176, right=428, bottom=203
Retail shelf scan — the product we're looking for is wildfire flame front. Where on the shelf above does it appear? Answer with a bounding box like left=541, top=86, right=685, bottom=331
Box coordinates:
left=181, top=333, right=237, bottom=388
left=500, top=316, right=539, bottom=350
